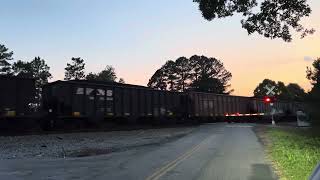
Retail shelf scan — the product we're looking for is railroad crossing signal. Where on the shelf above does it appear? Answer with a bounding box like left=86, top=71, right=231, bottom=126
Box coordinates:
left=264, top=85, right=276, bottom=96
left=263, top=85, right=276, bottom=125
left=263, top=84, right=276, bottom=104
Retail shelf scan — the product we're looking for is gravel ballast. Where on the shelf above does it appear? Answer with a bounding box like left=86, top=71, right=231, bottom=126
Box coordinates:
left=0, top=127, right=195, bottom=159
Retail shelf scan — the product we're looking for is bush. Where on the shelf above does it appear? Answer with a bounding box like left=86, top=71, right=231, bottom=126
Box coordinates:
left=307, top=102, right=320, bottom=127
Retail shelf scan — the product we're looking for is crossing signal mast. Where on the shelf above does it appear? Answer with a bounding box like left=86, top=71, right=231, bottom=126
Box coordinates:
left=263, top=96, right=276, bottom=125
left=264, top=85, right=277, bottom=125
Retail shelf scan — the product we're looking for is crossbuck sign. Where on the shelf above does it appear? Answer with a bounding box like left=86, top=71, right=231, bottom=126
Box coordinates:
left=264, top=85, right=276, bottom=96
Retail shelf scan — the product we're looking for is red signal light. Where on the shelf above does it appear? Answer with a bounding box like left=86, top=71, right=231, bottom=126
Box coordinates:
left=263, top=96, right=273, bottom=104
left=265, top=97, right=271, bottom=102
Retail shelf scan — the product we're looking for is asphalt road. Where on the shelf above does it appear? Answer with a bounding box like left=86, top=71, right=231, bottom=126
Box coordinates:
left=0, top=123, right=277, bottom=180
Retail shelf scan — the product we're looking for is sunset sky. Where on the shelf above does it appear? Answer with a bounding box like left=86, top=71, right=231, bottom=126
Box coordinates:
left=1, top=0, right=319, bottom=96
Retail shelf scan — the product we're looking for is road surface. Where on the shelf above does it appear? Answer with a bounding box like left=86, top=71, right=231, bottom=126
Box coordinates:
left=0, top=123, right=277, bottom=180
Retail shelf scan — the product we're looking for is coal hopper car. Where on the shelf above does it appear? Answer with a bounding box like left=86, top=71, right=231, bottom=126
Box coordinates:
left=42, top=80, right=189, bottom=128
left=0, top=76, right=35, bottom=118
left=186, top=91, right=256, bottom=122
left=186, top=91, right=299, bottom=123
left=0, top=75, right=37, bottom=131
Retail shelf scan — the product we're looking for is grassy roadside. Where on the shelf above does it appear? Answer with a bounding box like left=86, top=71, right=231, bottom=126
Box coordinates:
left=256, top=126, right=320, bottom=180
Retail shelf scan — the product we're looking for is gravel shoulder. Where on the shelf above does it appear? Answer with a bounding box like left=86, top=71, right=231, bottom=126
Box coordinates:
left=0, top=127, right=195, bottom=160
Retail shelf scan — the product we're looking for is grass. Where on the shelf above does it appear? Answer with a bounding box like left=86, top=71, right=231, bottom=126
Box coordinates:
left=267, top=128, right=320, bottom=180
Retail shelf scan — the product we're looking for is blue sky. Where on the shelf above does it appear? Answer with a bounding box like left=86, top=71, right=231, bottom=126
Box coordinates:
left=1, top=0, right=319, bottom=95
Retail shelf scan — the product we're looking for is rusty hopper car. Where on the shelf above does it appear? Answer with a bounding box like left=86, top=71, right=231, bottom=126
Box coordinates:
left=0, top=76, right=35, bottom=118
left=42, top=80, right=188, bottom=127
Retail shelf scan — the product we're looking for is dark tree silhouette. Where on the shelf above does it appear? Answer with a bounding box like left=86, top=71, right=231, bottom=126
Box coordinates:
left=95, top=66, right=117, bottom=81
left=253, top=79, right=279, bottom=97
left=30, top=57, right=52, bottom=103
left=175, top=57, right=192, bottom=92
left=148, top=55, right=232, bottom=94
left=286, top=83, right=306, bottom=101
left=307, top=58, right=320, bottom=90
left=277, top=81, right=291, bottom=100
left=307, top=59, right=320, bottom=98
left=166, top=62, right=179, bottom=91
left=147, top=69, right=167, bottom=90
left=190, top=77, right=226, bottom=93
left=194, top=0, right=315, bottom=42
left=86, top=72, right=98, bottom=81
left=64, top=57, right=85, bottom=80
left=12, top=57, right=52, bottom=105
left=12, top=60, right=33, bottom=78
left=306, top=58, right=320, bottom=126
left=147, top=60, right=179, bottom=91
left=0, top=44, right=14, bottom=75
left=86, top=65, right=118, bottom=82
left=189, top=55, right=232, bottom=93
left=253, top=79, right=306, bottom=101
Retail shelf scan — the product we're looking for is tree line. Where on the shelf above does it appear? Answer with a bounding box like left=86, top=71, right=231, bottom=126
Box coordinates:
left=63, top=57, right=125, bottom=83
left=148, top=55, right=232, bottom=94
left=0, top=43, right=123, bottom=104
left=253, top=79, right=306, bottom=101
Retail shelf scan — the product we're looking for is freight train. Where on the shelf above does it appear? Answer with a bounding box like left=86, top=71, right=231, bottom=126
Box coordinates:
left=0, top=76, right=303, bottom=131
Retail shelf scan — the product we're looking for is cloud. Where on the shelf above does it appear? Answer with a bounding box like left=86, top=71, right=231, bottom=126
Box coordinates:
left=304, top=56, right=313, bottom=62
